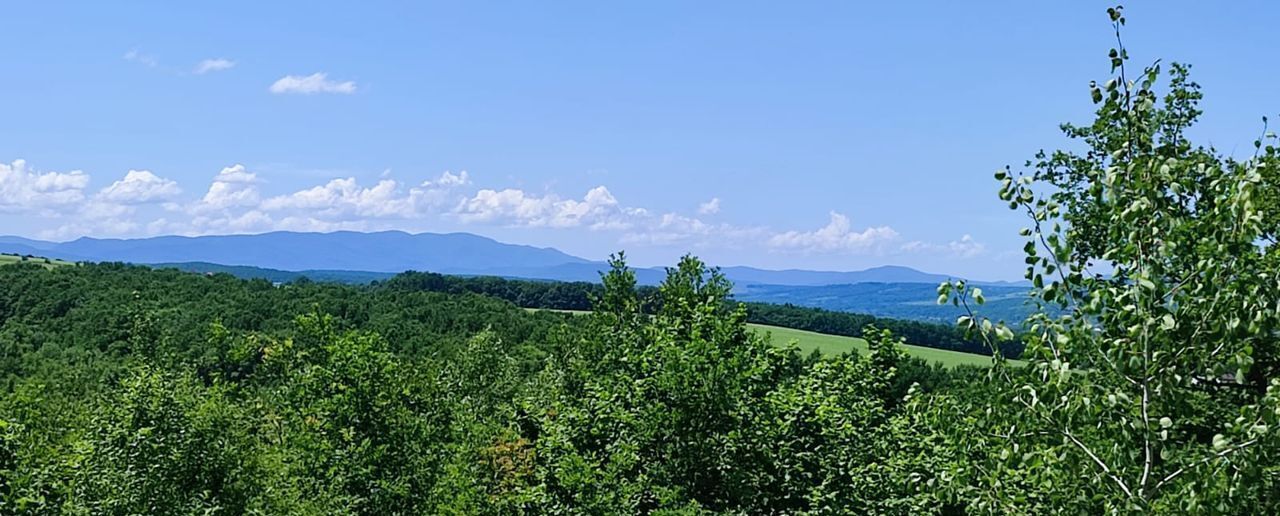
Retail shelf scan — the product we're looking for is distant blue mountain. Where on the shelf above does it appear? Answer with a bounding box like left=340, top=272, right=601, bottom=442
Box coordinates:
left=451, top=262, right=671, bottom=285
left=0, top=231, right=588, bottom=273
left=0, top=243, right=53, bottom=257
left=718, top=265, right=957, bottom=286
left=734, top=282, right=1035, bottom=324
left=0, top=231, right=1015, bottom=287
left=0, top=236, right=59, bottom=252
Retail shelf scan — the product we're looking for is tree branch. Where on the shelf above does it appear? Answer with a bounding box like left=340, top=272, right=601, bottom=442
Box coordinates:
left=1153, top=438, right=1260, bottom=491
left=1065, top=429, right=1135, bottom=499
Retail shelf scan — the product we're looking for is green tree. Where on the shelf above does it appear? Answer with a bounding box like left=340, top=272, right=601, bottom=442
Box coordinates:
left=69, top=366, right=259, bottom=515
left=261, top=312, right=455, bottom=514
left=939, top=6, right=1280, bottom=512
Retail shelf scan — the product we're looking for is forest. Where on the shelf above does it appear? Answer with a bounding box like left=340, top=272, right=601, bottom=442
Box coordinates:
left=372, top=269, right=1010, bottom=357
left=3, top=6, right=1280, bottom=514
left=0, top=257, right=972, bottom=514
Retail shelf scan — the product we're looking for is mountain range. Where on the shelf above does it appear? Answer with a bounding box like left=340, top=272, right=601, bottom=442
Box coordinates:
left=0, top=231, right=1010, bottom=287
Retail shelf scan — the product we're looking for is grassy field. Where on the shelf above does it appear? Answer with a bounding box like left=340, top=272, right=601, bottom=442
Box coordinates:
left=0, top=254, right=74, bottom=269
left=527, top=308, right=1002, bottom=368
left=746, top=323, right=1003, bottom=368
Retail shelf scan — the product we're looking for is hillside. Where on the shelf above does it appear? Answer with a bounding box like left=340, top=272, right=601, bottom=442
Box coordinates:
left=0, top=253, right=75, bottom=269
left=746, top=324, right=1007, bottom=367
left=530, top=308, right=1003, bottom=367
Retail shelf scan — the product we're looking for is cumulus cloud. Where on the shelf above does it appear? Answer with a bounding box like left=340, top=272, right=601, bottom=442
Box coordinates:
left=264, top=178, right=411, bottom=217
left=3, top=158, right=989, bottom=268
left=697, top=197, right=721, bottom=215
left=97, top=170, right=182, bottom=204
left=269, top=73, right=357, bottom=95
left=197, top=164, right=261, bottom=210
left=454, top=186, right=637, bottom=229
left=767, top=212, right=899, bottom=253
left=948, top=234, right=986, bottom=257
left=0, top=159, right=90, bottom=212
left=259, top=170, right=472, bottom=222
left=423, top=170, right=470, bottom=188
left=194, top=58, right=235, bottom=74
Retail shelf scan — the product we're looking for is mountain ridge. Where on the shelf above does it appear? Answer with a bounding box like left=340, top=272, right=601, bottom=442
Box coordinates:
left=0, top=231, right=1017, bottom=286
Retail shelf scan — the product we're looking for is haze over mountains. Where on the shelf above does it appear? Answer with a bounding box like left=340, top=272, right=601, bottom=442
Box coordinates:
left=0, top=231, right=1006, bottom=287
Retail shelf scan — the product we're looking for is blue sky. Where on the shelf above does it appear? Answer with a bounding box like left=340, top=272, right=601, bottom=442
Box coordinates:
left=1, top=1, right=1275, bottom=279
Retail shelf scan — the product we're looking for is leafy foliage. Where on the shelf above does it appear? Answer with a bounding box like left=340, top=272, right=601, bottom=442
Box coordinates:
left=0, top=256, right=956, bottom=513
left=938, top=6, right=1280, bottom=512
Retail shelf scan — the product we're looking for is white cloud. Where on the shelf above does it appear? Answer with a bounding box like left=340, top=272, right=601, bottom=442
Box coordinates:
left=1, top=160, right=170, bottom=239
left=767, top=211, right=899, bottom=253
left=454, top=186, right=635, bottom=229
left=123, top=49, right=157, bottom=67
left=264, top=178, right=410, bottom=217
left=454, top=189, right=555, bottom=225
left=697, top=197, right=721, bottom=215
left=194, top=58, right=235, bottom=74
left=269, top=73, right=357, bottom=95
left=197, top=164, right=261, bottom=210
left=423, top=170, right=470, bottom=188
left=260, top=171, right=466, bottom=221
left=0, top=159, right=90, bottom=213
left=97, top=170, right=182, bottom=204
left=948, top=234, right=986, bottom=257
left=2, top=158, right=988, bottom=267
left=212, top=164, right=258, bottom=184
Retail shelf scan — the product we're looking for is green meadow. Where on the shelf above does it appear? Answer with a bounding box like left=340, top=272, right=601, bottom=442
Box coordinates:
left=746, top=323, right=1005, bottom=368
left=527, top=308, right=1002, bottom=367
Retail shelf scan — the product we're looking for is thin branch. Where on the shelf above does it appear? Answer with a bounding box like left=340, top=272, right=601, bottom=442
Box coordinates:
left=1139, top=379, right=1152, bottom=493
left=1153, top=438, right=1260, bottom=491
left=1065, top=429, right=1135, bottom=499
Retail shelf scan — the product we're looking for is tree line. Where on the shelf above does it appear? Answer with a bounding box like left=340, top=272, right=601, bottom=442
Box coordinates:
left=378, top=269, right=1015, bottom=357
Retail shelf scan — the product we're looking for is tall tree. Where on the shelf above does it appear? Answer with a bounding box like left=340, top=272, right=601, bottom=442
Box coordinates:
left=939, top=6, right=1280, bottom=512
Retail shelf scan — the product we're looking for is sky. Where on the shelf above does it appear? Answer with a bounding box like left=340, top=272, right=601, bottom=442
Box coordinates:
left=2, top=1, right=1276, bottom=280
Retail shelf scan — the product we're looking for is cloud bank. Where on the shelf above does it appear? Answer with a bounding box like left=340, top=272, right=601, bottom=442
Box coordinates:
left=0, top=158, right=985, bottom=261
